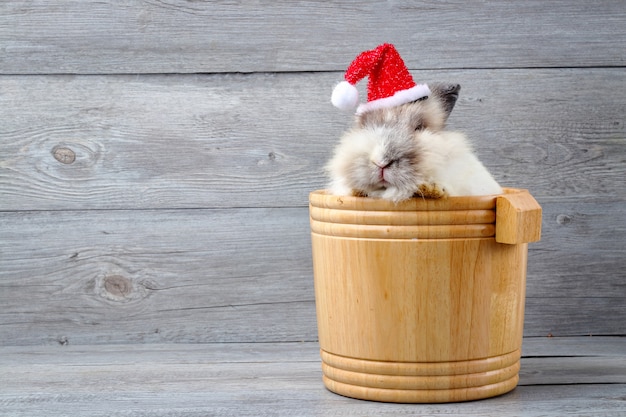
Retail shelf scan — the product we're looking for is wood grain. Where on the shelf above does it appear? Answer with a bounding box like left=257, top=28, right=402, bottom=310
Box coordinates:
left=2, top=69, right=623, bottom=342
left=1, top=1, right=625, bottom=74
left=2, top=206, right=624, bottom=346
left=3, top=385, right=625, bottom=417
left=495, top=190, right=542, bottom=244
left=526, top=199, right=626, bottom=297
left=1, top=0, right=624, bottom=412
left=310, top=189, right=528, bottom=359
left=0, top=208, right=317, bottom=345
left=1, top=69, right=624, bottom=210
left=311, top=190, right=533, bottom=401
left=0, top=338, right=624, bottom=416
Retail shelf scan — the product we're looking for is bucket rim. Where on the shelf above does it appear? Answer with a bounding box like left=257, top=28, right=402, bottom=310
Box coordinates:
left=309, top=188, right=527, bottom=212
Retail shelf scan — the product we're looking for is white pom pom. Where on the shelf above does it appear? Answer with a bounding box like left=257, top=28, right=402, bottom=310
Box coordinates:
left=331, top=81, right=359, bottom=110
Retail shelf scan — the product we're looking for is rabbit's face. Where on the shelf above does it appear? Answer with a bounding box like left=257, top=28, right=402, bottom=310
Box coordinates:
left=326, top=93, right=451, bottom=202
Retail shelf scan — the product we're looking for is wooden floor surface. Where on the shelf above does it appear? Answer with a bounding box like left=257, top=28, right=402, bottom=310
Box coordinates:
left=2, top=337, right=624, bottom=417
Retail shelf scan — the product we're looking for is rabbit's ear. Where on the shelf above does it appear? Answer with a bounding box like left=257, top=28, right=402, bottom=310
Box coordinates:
left=429, top=84, right=461, bottom=120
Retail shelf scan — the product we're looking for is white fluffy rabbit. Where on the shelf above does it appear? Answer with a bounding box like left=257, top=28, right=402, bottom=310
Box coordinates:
left=326, top=84, right=503, bottom=202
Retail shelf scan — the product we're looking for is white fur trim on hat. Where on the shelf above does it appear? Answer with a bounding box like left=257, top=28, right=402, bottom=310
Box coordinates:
left=355, top=84, right=431, bottom=115
left=331, top=81, right=359, bottom=111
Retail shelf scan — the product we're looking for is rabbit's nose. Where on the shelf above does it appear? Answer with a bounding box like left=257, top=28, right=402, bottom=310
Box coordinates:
left=373, top=160, right=396, bottom=182
left=373, top=160, right=391, bottom=169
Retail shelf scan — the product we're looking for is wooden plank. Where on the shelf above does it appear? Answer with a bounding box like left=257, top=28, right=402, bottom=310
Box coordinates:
left=1, top=69, right=624, bottom=211
left=526, top=200, right=626, bottom=298
left=1, top=1, right=625, bottom=74
left=3, top=386, right=625, bottom=417
left=522, top=336, right=626, bottom=357
left=2, top=386, right=625, bottom=417
left=521, top=357, right=626, bottom=385
left=0, top=339, right=625, bottom=416
left=0, top=208, right=317, bottom=345
left=0, top=73, right=330, bottom=211
left=524, top=297, right=626, bottom=337
left=1, top=208, right=624, bottom=345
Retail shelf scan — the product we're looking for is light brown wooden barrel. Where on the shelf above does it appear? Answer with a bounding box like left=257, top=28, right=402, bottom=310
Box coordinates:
left=309, top=188, right=542, bottom=403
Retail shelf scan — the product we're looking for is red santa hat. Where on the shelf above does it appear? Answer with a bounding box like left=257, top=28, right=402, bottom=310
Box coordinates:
left=331, top=43, right=431, bottom=115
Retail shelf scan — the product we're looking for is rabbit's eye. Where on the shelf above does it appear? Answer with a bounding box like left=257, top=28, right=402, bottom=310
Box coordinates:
left=412, top=117, right=425, bottom=131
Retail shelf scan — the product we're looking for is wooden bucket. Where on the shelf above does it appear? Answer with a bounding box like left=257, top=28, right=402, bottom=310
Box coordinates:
left=309, top=188, right=542, bottom=403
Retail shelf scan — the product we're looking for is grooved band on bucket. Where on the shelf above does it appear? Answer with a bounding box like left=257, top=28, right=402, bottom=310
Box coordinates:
left=310, top=219, right=496, bottom=239
left=320, top=349, right=521, bottom=403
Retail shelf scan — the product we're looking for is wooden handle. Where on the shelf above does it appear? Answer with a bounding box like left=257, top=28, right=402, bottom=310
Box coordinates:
left=495, top=190, right=542, bottom=244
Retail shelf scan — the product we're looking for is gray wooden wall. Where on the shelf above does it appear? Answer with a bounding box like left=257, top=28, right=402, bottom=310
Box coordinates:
left=1, top=1, right=625, bottom=346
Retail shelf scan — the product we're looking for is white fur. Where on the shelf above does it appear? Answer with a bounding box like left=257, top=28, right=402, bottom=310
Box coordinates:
left=326, top=121, right=502, bottom=201
left=418, top=131, right=503, bottom=196
left=327, top=128, right=375, bottom=196
left=326, top=91, right=503, bottom=201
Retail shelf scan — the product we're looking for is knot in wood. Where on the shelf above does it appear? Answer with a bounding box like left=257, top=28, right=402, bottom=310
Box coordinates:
left=103, top=275, right=133, bottom=298
left=52, top=146, right=76, bottom=164
left=556, top=214, right=572, bottom=225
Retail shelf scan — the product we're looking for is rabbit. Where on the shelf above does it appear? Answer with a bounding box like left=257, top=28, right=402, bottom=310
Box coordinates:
left=326, top=84, right=503, bottom=202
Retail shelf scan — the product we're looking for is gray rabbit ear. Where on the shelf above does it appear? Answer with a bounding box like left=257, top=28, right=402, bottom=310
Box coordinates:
left=429, top=83, right=461, bottom=120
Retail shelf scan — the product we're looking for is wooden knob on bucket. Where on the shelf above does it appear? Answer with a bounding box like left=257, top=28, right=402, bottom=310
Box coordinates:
left=495, top=190, right=542, bottom=244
